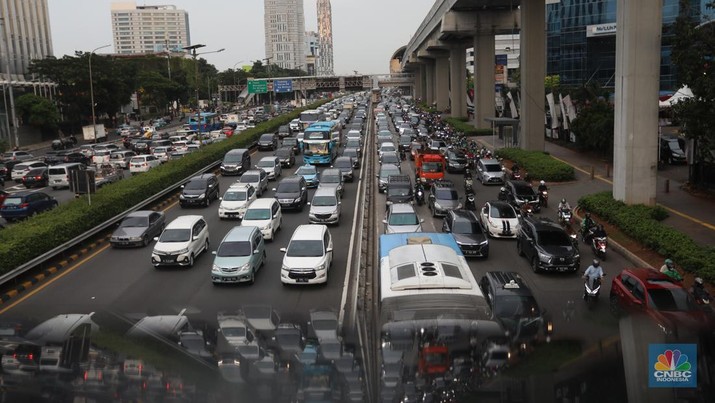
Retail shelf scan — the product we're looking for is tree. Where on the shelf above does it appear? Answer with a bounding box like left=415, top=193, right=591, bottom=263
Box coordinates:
left=670, top=0, right=715, bottom=186
left=570, top=99, right=615, bottom=157
left=15, top=93, right=60, bottom=133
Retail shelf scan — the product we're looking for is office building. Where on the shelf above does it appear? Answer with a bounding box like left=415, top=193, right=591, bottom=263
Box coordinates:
left=316, top=0, right=334, bottom=76
left=0, top=0, right=53, bottom=79
left=264, top=0, right=306, bottom=70
left=305, top=30, right=318, bottom=75
left=110, top=2, right=191, bottom=54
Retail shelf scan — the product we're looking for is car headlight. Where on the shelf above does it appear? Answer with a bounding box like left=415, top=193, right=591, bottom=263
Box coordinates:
left=479, top=240, right=489, bottom=245
left=198, top=193, right=206, bottom=199
left=128, top=236, right=142, bottom=242
left=293, top=197, right=302, bottom=203
left=434, top=202, right=442, bottom=210
left=238, top=263, right=250, bottom=272
left=179, top=194, right=185, bottom=199
left=281, top=265, right=290, bottom=271
left=316, top=263, right=326, bottom=271
left=212, top=265, right=221, bottom=273
left=176, top=248, right=189, bottom=255
left=538, top=251, right=551, bottom=262
left=263, top=222, right=272, bottom=230
left=456, top=203, right=463, bottom=209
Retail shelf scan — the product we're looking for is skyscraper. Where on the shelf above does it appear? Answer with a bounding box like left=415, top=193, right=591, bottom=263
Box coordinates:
left=316, top=0, right=334, bottom=76
left=0, top=0, right=53, bottom=79
left=264, top=0, right=306, bottom=70
left=110, top=2, right=190, bottom=54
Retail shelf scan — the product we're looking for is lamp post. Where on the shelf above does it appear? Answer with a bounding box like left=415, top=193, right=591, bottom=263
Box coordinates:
left=183, top=45, right=224, bottom=140
left=233, top=61, right=245, bottom=103
left=89, top=44, right=111, bottom=143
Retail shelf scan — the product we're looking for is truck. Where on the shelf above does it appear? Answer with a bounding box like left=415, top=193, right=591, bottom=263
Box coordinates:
left=82, top=124, right=106, bottom=141
left=414, top=149, right=446, bottom=183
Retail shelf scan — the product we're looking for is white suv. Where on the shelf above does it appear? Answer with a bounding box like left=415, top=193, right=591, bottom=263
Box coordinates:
left=151, top=215, right=209, bottom=267
left=240, top=198, right=282, bottom=240
left=280, top=224, right=333, bottom=285
left=218, top=184, right=257, bottom=220
left=129, top=155, right=161, bottom=174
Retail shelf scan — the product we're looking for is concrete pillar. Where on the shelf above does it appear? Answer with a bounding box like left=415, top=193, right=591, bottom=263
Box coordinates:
left=474, top=34, right=496, bottom=129
left=613, top=0, right=662, bottom=205
left=425, top=61, right=436, bottom=105
left=414, top=64, right=425, bottom=103
left=520, top=0, right=546, bottom=151
left=435, top=56, right=450, bottom=111
left=449, top=46, right=467, bottom=118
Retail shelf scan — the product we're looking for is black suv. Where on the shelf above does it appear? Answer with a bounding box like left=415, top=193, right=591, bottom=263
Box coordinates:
left=441, top=210, right=489, bottom=257
left=499, top=180, right=540, bottom=212
left=516, top=217, right=580, bottom=273
left=479, top=271, right=551, bottom=345
left=659, top=135, right=686, bottom=165
left=274, top=146, right=296, bottom=168
left=428, top=180, right=462, bottom=217
left=257, top=133, right=279, bottom=151
left=386, top=175, right=413, bottom=205
left=273, top=175, right=308, bottom=211
left=180, top=174, right=220, bottom=207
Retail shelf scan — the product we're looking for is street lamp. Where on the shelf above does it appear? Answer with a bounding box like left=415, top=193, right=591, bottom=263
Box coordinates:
left=183, top=45, right=224, bottom=139
left=233, top=61, right=245, bottom=103
left=89, top=44, right=111, bottom=143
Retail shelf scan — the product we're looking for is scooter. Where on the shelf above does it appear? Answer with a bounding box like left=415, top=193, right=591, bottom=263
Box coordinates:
left=539, top=190, right=548, bottom=208
left=558, top=208, right=572, bottom=226
left=415, top=183, right=425, bottom=206
left=465, top=190, right=476, bottom=211
left=520, top=202, right=534, bottom=217
left=592, top=236, right=608, bottom=261
left=584, top=275, right=605, bottom=310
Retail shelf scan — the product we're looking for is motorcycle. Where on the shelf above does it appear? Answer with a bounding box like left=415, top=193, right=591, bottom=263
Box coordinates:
left=415, top=183, right=425, bottom=206
left=464, top=171, right=474, bottom=193
left=539, top=190, right=549, bottom=207
left=558, top=208, right=572, bottom=226
left=465, top=189, right=476, bottom=211
left=520, top=202, right=534, bottom=217
left=511, top=169, right=523, bottom=181
left=584, top=275, right=605, bottom=310
left=592, top=236, right=608, bottom=261
left=690, top=288, right=713, bottom=312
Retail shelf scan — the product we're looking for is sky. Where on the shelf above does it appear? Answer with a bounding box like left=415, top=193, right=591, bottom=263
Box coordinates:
left=47, top=0, right=436, bottom=75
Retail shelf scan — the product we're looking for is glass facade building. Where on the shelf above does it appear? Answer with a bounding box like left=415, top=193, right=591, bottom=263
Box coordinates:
left=546, top=0, right=698, bottom=91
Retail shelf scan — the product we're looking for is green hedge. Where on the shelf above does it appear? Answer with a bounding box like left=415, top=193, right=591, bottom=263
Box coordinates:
left=495, top=147, right=576, bottom=182
left=0, top=101, right=328, bottom=275
left=444, top=117, right=492, bottom=137
left=579, top=191, right=715, bottom=282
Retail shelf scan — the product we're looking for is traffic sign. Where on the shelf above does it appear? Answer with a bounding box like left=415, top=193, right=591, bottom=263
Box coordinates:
left=274, top=79, right=293, bottom=93
left=247, top=80, right=268, bottom=94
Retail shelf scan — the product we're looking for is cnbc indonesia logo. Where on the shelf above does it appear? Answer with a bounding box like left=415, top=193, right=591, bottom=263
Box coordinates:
left=649, top=344, right=697, bottom=388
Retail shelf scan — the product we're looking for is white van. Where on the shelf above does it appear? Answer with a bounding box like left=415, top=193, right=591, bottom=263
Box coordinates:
left=151, top=215, right=209, bottom=267
left=240, top=198, right=282, bottom=240
left=48, top=163, right=85, bottom=189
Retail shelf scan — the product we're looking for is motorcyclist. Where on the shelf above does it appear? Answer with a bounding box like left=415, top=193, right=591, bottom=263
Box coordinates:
left=660, top=259, right=683, bottom=281
left=591, top=224, right=607, bottom=239
left=689, top=277, right=711, bottom=304
left=558, top=198, right=571, bottom=213
left=583, top=259, right=605, bottom=299
left=581, top=212, right=596, bottom=241
left=538, top=180, right=548, bottom=193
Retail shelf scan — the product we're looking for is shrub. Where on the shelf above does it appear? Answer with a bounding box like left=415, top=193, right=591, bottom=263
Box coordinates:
left=495, top=147, right=576, bottom=182
left=444, top=117, right=492, bottom=137
left=578, top=192, right=715, bottom=282
left=0, top=101, right=328, bottom=275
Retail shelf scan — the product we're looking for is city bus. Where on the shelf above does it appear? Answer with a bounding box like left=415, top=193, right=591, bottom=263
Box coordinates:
left=188, top=112, right=222, bottom=133
left=302, top=121, right=339, bottom=165
left=299, top=109, right=325, bottom=130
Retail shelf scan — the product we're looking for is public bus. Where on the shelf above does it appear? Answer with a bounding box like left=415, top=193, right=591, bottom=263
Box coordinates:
left=302, top=121, right=339, bottom=165
left=299, top=109, right=325, bottom=130
left=188, top=112, right=222, bottom=133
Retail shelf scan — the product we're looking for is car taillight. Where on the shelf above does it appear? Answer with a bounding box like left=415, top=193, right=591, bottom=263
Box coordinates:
left=35, top=176, right=41, bottom=180
left=28, top=353, right=33, bottom=360
left=19, top=203, right=29, bottom=208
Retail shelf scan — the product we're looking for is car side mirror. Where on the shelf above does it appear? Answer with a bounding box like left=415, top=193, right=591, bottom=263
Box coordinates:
left=153, top=237, right=159, bottom=241
left=271, top=188, right=276, bottom=192
left=193, top=236, right=199, bottom=241
left=326, top=247, right=333, bottom=253
left=307, top=202, right=311, bottom=205
left=180, top=185, right=185, bottom=188
left=253, top=249, right=260, bottom=255
left=382, top=219, right=387, bottom=224
left=212, top=251, right=217, bottom=255
left=302, top=187, right=306, bottom=191
left=280, top=247, right=287, bottom=253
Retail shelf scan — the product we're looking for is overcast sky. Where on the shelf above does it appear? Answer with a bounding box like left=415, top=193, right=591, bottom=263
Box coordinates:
left=47, top=0, right=435, bottom=75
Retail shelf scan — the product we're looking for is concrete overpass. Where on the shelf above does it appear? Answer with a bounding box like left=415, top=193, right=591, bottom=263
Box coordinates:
left=399, top=0, right=663, bottom=205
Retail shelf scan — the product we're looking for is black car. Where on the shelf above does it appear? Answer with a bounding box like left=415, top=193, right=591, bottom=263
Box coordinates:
left=342, top=148, right=361, bottom=168
left=21, top=167, right=49, bottom=188
left=274, top=146, right=296, bottom=168
left=110, top=210, right=166, bottom=247
left=180, top=173, right=220, bottom=207
left=659, top=135, right=687, bottom=164
left=516, top=216, right=580, bottom=273
left=63, top=152, right=90, bottom=165
left=283, top=136, right=301, bottom=154
left=441, top=210, right=489, bottom=257
left=273, top=175, right=308, bottom=211
left=132, top=139, right=152, bottom=154
left=278, top=125, right=291, bottom=138
left=445, top=150, right=469, bottom=173
left=333, top=156, right=354, bottom=182
left=398, top=135, right=412, bottom=152
left=499, top=180, right=541, bottom=212
left=386, top=175, right=413, bottom=205
left=41, top=151, right=64, bottom=165
left=257, top=133, right=279, bottom=151
left=479, top=271, right=551, bottom=345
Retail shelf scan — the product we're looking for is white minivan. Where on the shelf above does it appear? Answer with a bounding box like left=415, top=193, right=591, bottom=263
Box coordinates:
left=240, top=198, right=282, bottom=240
left=48, top=163, right=85, bottom=189
left=280, top=224, right=333, bottom=285
left=151, top=215, right=209, bottom=267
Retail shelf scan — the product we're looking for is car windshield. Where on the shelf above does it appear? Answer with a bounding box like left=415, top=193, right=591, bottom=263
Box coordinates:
left=27, top=168, right=45, bottom=176
left=260, top=135, right=273, bottom=141
left=381, top=145, right=395, bottom=152
left=223, top=191, right=247, bottom=201
left=217, top=241, right=252, bottom=257
left=667, top=140, right=681, bottom=151
left=244, top=208, right=271, bottom=220
left=312, top=196, right=337, bottom=206
left=423, top=162, right=443, bottom=173
left=347, top=139, right=360, bottom=147
left=257, top=160, right=275, bottom=168
left=224, top=155, right=242, bottom=163
left=321, top=174, right=341, bottom=184
left=276, top=149, right=290, bottom=157
left=388, top=212, right=419, bottom=225
left=382, top=154, right=399, bottom=164
left=185, top=180, right=206, bottom=190
left=159, top=229, right=190, bottom=242
left=453, top=220, right=482, bottom=234
left=240, top=174, right=259, bottom=183
left=277, top=182, right=301, bottom=192
left=490, top=204, right=516, bottom=218
left=380, top=168, right=400, bottom=179
left=388, top=187, right=410, bottom=196
left=286, top=240, right=324, bottom=257
left=494, top=295, right=541, bottom=317
left=515, top=185, right=536, bottom=196
left=120, top=216, right=149, bottom=227
left=130, top=157, right=145, bottom=163
left=222, top=326, right=246, bottom=338
left=538, top=230, right=572, bottom=246
left=297, top=166, right=316, bottom=175
left=435, top=189, right=458, bottom=200
left=647, top=286, right=693, bottom=311
left=484, top=163, right=502, bottom=172
left=336, top=160, right=351, bottom=169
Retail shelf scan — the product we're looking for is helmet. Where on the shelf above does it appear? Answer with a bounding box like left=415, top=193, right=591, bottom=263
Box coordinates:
left=592, top=259, right=600, bottom=267
left=598, top=224, right=604, bottom=231
left=585, top=212, right=591, bottom=219
left=561, top=198, right=566, bottom=204
left=695, top=277, right=704, bottom=285
left=540, top=180, right=545, bottom=186
left=665, top=258, right=674, bottom=268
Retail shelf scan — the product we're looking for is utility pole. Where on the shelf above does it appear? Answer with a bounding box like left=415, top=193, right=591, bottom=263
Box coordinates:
left=263, top=57, right=273, bottom=107
left=183, top=44, right=224, bottom=140
left=89, top=44, right=111, bottom=143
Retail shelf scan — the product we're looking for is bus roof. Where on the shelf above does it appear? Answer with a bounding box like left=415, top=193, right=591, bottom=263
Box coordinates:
left=379, top=233, right=461, bottom=259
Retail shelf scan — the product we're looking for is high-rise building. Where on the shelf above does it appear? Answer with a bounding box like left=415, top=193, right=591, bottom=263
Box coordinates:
left=264, top=0, right=306, bottom=70
left=110, top=2, right=190, bottom=55
left=0, top=0, right=53, bottom=79
left=316, top=0, right=334, bottom=76
left=305, top=31, right=318, bottom=75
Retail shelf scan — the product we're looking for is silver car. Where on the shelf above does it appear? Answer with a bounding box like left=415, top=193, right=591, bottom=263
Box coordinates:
left=317, top=168, right=344, bottom=197
left=110, top=210, right=166, bottom=248
left=477, top=158, right=506, bottom=185
left=383, top=203, right=424, bottom=234
left=238, top=169, right=269, bottom=197
left=255, top=156, right=282, bottom=181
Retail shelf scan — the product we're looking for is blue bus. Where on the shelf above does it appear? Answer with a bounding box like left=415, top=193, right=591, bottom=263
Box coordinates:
left=188, top=112, right=222, bottom=133
left=302, top=121, right=339, bottom=165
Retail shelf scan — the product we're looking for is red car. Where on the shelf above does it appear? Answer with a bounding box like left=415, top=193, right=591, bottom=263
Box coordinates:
left=610, top=268, right=713, bottom=334
left=418, top=344, right=449, bottom=376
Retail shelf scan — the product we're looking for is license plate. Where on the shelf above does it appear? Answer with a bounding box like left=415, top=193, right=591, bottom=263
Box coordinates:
left=558, top=267, right=568, bottom=272
left=162, top=257, right=175, bottom=263
left=464, top=250, right=477, bottom=255
left=296, top=278, right=308, bottom=283
left=53, top=180, right=61, bottom=183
